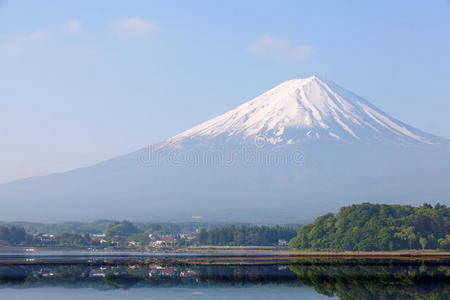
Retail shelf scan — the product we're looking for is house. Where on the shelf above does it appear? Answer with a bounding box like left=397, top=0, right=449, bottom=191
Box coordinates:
left=148, top=241, right=165, bottom=247
left=161, top=236, right=174, bottom=243
left=90, top=234, right=106, bottom=238
left=128, top=241, right=141, bottom=247
left=278, top=239, right=288, bottom=246
left=179, top=233, right=196, bottom=240
left=35, top=233, right=56, bottom=243
left=148, top=235, right=176, bottom=248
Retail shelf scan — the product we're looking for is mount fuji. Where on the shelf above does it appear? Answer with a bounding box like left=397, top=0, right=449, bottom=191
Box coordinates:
left=1, top=76, right=449, bottom=222
left=163, top=76, right=442, bottom=147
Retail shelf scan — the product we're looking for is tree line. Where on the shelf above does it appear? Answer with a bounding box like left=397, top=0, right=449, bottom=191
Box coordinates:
left=196, top=225, right=297, bottom=246
left=0, top=220, right=259, bottom=235
left=0, top=221, right=298, bottom=248
left=0, top=226, right=30, bottom=245
left=289, top=203, right=450, bottom=251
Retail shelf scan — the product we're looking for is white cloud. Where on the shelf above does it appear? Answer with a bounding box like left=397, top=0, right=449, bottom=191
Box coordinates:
left=247, top=35, right=312, bottom=59
left=63, top=19, right=82, bottom=34
left=0, top=30, right=49, bottom=51
left=0, top=19, right=83, bottom=52
left=108, top=17, right=157, bottom=38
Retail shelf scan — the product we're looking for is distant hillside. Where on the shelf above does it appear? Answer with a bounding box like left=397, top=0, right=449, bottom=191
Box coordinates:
left=289, top=203, right=450, bottom=251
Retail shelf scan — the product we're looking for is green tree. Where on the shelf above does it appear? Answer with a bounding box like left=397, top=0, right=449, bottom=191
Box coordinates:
left=289, top=203, right=450, bottom=251
left=105, top=221, right=141, bottom=238
left=419, top=237, right=428, bottom=250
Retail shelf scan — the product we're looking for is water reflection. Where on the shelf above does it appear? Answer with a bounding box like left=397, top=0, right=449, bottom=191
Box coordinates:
left=0, top=259, right=448, bottom=299
left=290, top=259, right=450, bottom=300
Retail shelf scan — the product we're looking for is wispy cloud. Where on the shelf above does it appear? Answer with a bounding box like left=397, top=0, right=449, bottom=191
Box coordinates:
left=0, top=19, right=84, bottom=52
left=247, top=35, right=312, bottom=59
left=107, top=17, right=157, bottom=39
left=63, top=19, right=82, bottom=34
left=0, top=30, right=49, bottom=51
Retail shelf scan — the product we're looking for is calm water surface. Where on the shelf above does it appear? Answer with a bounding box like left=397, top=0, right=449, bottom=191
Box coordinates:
left=0, top=258, right=448, bottom=299
left=0, top=286, right=333, bottom=300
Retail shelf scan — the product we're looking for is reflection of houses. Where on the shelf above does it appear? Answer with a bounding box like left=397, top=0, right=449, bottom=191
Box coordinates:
left=148, top=266, right=177, bottom=277
left=89, top=271, right=106, bottom=278
left=38, top=268, right=55, bottom=277
left=148, top=264, right=163, bottom=269
left=161, top=268, right=175, bottom=276
left=89, top=267, right=107, bottom=278
left=148, top=264, right=163, bottom=277
left=180, top=270, right=196, bottom=278
left=128, top=264, right=139, bottom=269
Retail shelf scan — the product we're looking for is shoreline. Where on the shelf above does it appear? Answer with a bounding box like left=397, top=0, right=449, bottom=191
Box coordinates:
left=0, top=247, right=450, bottom=263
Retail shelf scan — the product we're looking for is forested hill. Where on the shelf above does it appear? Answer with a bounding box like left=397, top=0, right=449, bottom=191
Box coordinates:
left=289, top=203, right=450, bottom=251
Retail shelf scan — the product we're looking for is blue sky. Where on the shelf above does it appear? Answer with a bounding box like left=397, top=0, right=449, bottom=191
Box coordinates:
left=1, top=0, right=450, bottom=182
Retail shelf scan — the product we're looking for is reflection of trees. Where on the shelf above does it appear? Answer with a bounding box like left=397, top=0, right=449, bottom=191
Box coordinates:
left=0, top=266, right=32, bottom=285
left=103, top=274, right=143, bottom=289
left=0, top=264, right=298, bottom=289
left=195, top=265, right=297, bottom=285
left=0, top=260, right=448, bottom=299
left=289, top=259, right=450, bottom=300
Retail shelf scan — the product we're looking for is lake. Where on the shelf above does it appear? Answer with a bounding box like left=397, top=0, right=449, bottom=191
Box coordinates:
left=0, top=257, right=448, bottom=299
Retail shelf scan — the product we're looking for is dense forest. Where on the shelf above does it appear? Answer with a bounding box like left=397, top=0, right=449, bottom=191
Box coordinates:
left=195, top=225, right=297, bottom=246
left=289, top=203, right=450, bottom=251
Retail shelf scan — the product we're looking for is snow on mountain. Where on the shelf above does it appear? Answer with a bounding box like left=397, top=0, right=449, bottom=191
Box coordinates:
left=0, top=76, right=448, bottom=222
left=164, top=76, right=439, bottom=148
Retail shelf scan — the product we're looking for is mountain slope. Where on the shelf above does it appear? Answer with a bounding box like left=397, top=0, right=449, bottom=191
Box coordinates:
left=163, top=76, right=442, bottom=148
left=0, top=76, right=449, bottom=222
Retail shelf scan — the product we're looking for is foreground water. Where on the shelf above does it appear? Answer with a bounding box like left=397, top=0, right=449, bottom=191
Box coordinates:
left=0, top=257, right=448, bottom=299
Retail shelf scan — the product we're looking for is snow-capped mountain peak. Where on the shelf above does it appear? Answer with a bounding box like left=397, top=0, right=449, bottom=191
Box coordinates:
left=165, top=76, right=439, bottom=147
left=1, top=76, right=449, bottom=222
